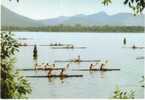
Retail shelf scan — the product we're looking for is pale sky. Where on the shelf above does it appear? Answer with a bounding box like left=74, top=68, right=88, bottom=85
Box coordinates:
left=1, top=0, right=136, bottom=20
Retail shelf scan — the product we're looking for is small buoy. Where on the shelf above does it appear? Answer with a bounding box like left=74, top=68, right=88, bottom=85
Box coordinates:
left=123, top=37, right=126, bottom=45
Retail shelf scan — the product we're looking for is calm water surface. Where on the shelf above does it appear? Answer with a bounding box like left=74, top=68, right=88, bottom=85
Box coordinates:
left=14, top=32, right=144, bottom=98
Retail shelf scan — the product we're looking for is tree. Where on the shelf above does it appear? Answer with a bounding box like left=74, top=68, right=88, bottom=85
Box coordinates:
left=0, top=32, right=32, bottom=98
left=102, top=0, right=145, bottom=15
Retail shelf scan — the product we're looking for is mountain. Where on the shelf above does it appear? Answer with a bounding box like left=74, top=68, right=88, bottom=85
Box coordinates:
left=52, top=12, right=144, bottom=26
left=39, top=12, right=144, bottom=26
left=1, top=5, right=144, bottom=27
left=1, top=5, right=43, bottom=27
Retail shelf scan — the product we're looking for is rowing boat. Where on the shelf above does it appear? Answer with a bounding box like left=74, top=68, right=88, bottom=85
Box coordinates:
left=122, top=46, right=144, bottom=49
left=54, top=60, right=101, bottom=63
left=17, top=68, right=64, bottom=71
left=136, top=56, right=144, bottom=60
left=72, top=68, right=120, bottom=71
left=25, top=74, right=83, bottom=78
left=51, top=47, right=86, bottom=49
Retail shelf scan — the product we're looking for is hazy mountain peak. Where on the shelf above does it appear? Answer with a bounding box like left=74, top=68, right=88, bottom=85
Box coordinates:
left=1, top=5, right=44, bottom=27
left=1, top=6, right=144, bottom=27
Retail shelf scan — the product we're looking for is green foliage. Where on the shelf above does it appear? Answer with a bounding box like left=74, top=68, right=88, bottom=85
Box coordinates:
left=124, top=0, right=145, bottom=15
left=1, top=25, right=144, bottom=33
left=0, top=32, right=32, bottom=98
left=102, top=0, right=112, bottom=6
left=1, top=32, right=19, bottom=59
left=102, top=0, right=145, bottom=15
left=112, top=86, right=135, bottom=99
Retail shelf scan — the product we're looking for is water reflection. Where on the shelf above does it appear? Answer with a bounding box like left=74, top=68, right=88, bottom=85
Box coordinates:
left=89, top=70, right=95, bottom=74
left=100, top=71, right=106, bottom=78
left=33, top=58, right=38, bottom=69
left=48, top=77, right=52, bottom=82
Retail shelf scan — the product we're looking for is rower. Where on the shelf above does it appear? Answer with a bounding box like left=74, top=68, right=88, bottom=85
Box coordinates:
left=34, top=63, right=38, bottom=70
left=70, top=44, right=74, bottom=48
left=66, top=64, right=70, bottom=69
left=44, top=63, right=49, bottom=70
left=60, top=69, right=65, bottom=77
left=73, top=55, right=80, bottom=62
left=48, top=69, right=52, bottom=77
left=89, top=64, right=93, bottom=70
left=78, top=55, right=80, bottom=61
left=54, top=42, right=57, bottom=46
left=100, top=63, right=105, bottom=70
left=75, top=55, right=80, bottom=62
left=132, top=44, right=136, bottom=49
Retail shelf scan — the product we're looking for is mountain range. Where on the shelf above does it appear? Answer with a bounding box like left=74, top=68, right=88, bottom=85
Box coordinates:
left=1, top=5, right=144, bottom=27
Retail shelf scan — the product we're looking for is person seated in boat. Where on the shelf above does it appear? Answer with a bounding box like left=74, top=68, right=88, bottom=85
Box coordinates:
left=64, top=64, right=70, bottom=71
left=132, top=44, right=136, bottom=49
left=60, top=69, right=65, bottom=77
left=74, top=55, right=80, bottom=62
left=70, top=44, right=74, bottom=48
left=48, top=69, right=52, bottom=77
left=100, top=63, right=105, bottom=70
left=36, top=64, right=42, bottom=70
left=65, top=64, right=70, bottom=69
left=37, top=63, right=45, bottom=70
left=100, top=60, right=108, bottom=70
left=44, top=63, right=49, bottom=70
left=89, top=64, right=94, bottom=70
left=54, top=42, right=57, bottom=46
left=34, top=63, right=38, bottom=70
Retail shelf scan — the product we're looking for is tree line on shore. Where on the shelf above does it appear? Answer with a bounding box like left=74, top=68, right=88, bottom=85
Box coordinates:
left=2, top=25, right=144, bottom=33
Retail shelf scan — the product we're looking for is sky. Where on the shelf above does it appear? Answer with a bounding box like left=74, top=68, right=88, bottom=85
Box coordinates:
left=1, top=0, right=135, bottom=20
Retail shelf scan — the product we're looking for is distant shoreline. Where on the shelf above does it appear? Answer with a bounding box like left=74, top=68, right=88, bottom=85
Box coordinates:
left=1, top=25, right=144, bottom=33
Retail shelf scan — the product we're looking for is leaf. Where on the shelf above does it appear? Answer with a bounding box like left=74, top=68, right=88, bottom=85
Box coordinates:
left=124, top=0, right=129, bottom=4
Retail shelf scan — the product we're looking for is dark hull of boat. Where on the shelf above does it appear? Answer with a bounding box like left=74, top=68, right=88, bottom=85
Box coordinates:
left=136, top=57, right=144, bottom=60
left=122, top=47, right=144, bottom=49
left=72, top=69, right=120, bottom=71
left=51, top=47, right=86, bottom=49
left=17, top=68, right=64, bottom=71
left=55, top=60, right=101, bottom=62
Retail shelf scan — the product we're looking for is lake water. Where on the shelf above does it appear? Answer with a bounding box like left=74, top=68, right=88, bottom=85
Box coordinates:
left=14, top=32, right=144, bottom=98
